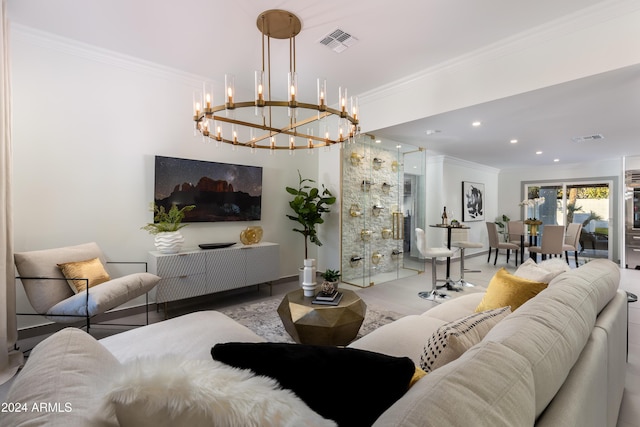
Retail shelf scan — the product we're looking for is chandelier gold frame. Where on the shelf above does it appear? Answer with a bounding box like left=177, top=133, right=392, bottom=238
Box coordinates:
left=192, top=9, right=360, bottom=150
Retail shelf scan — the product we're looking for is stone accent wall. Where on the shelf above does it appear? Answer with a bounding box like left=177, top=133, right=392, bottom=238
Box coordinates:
left=341, top=142, right=403, bottom=285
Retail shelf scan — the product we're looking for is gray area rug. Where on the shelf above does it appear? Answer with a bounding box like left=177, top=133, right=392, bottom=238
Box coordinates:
left=220, top=297, right=404, bottom=343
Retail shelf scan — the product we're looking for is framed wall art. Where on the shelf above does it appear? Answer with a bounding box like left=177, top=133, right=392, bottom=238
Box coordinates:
left=462, top=181, right=484, bottom=221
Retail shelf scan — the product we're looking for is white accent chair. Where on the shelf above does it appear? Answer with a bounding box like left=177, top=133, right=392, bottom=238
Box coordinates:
left=450, top=228, right=483, bottom=287
left=15, top=242, right=160, bottom=331
left=563, top=223, right=583, bottom=266
left=529, top=225, right=565, bottom=262
left=486, top=222, right=520, bottom=266
left=415, top=228, right=455, bottom=301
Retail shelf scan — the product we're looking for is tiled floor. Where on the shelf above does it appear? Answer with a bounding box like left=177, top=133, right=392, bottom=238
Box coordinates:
left=2, top=251, right=639, bottom=425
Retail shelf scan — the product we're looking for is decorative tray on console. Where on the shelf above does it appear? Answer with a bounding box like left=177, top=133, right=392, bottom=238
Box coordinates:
left=198, top=242, right=237, bottom=250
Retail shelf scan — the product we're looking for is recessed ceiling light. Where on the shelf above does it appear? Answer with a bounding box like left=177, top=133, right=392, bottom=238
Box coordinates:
left=510, top=139, right=518, bottom=144
left=396, top=144, right=402, bottom=148
left=425, top=129, right=441, bottom=135
left=375, top=139, right=381, bottom=144
left=554, top=158, right=560, bottom=162
left=536, top=151, right=543, bottom=155
left=472, top=121, right=482, bottom=127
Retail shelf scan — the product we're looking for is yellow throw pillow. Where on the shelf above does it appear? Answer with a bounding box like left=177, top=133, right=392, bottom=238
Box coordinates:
left=57, top=257, right=111, bottom=293
left=409, top=366, right=427, bottom=388
left=475, top=268, right=547, bottom=313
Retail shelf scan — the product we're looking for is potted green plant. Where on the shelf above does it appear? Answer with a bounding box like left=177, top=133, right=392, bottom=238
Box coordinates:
left=285, top=171, right=336, bottom=296
left=142, top=203, right=195, bottom=254
left=320, top=269, right=341, bottom=294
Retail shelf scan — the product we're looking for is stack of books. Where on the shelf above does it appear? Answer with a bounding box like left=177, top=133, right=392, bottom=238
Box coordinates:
left=311, top=290, right=343, bottom=306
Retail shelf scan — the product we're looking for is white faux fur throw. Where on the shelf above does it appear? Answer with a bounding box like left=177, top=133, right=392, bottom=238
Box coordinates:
left=104, top=355, right=336, bottom=427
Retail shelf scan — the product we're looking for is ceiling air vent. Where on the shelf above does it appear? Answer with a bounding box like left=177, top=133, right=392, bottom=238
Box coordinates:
left=319, top=29, right=358, bottom=53
left=571, top=134, right=605, bottom=143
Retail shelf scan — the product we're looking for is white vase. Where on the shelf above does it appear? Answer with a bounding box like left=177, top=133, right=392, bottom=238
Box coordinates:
left=301, top=258, right=317, bottom=297
left=154, top=231, right=184, bottom=254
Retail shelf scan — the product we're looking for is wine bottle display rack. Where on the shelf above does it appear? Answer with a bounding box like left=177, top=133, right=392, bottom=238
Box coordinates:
left=341, top=138, right=405, bottom=287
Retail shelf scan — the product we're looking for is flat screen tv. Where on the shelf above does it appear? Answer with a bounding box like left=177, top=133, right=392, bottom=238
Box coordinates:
left=154, top=156, right=262, bottom=222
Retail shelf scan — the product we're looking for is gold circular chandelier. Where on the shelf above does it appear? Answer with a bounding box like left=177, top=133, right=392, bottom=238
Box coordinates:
left=192, top=9, right=360, bottom=150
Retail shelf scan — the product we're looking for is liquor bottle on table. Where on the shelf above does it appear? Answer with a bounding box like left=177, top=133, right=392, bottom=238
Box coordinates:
left=441, top=206, right=448, bottom=225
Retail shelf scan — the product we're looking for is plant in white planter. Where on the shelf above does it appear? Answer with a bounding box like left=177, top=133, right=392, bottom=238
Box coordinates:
left=142, top=203, right=195, bottom=254
left=286, top=171, right=336, bottom=296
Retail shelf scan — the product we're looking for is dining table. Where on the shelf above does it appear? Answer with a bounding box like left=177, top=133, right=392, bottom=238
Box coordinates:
left=429, top=223, right=468, bottom=291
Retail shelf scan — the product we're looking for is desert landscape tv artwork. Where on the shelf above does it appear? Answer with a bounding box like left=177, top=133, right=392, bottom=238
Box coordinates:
left=154, top=156, right=262, bottom=222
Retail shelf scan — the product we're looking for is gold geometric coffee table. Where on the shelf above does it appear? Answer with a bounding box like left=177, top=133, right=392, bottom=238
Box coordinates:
left=277, top=288, right=367, bottom=346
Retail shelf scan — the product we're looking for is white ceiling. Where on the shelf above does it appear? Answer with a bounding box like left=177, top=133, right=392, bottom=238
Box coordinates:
left=7, top=0, right=640, bottom=169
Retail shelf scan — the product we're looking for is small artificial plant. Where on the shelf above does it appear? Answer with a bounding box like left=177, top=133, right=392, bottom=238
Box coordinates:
left=141, top=203, right=195, bottom=235
left=321, top=269, right=341, bottom=283
left=285, top=170, right=336, bottom=259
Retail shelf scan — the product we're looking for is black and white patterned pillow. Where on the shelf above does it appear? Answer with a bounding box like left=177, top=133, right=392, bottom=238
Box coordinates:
left=420, top=306, right=511, bottom=372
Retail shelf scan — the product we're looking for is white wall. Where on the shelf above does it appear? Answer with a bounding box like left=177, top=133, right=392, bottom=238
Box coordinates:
left=11, top=28, right=318, bottom=327
left=425, top=156, right=499, bottom=252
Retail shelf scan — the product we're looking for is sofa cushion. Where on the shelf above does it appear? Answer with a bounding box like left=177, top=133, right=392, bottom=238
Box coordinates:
left=212, top=342, right=416, bottom=427
left=104, top=355, right=334, bottom=427
left=420, top=306, right=511, bottom=372
left=4, top=328, right=119, bottom=427
left=548, top=258, right=619, bottom=313
left=100, top=311, right=266, bottom=362
left=373, top=341, right=536, bottom=427
left=475, top=268, right=548, bottom=312
left=483, top=278, right=599, bottom=417
left=418, top=292, right=484, bottom=323
left=348, top=314, right=448, bottom=364
left=57, top=257, right=111, bottom=293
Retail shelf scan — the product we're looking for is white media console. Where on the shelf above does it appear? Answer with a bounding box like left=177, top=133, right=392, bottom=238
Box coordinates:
left=148, top=242, right=280, bottom=304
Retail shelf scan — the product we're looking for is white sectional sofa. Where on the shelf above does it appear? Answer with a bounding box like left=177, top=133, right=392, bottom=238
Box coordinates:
left=3, top=259, right=626, bottom=426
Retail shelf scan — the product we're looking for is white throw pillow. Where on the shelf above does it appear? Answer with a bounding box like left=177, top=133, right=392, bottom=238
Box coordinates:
left=538, top=258, right=572, bottom=278
left=420, top=306, right=511, bottom=373
left=103, top=355, right=335, bottom=427
left=514, top=258, right=556, bottom=283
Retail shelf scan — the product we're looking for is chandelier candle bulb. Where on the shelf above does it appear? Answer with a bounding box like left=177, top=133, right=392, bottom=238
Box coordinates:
left=317, top=78, right=326, bottom=109
left=203, top=82, right=213, bottom=112
left=351, top=96, right=358, bottom=121
left=255, top=71, right=265, bottom=104
left=339, top=87, right=347, bottom=115
left=288, top=72, right=298, bottom=105
left=225, top=74, right=235, bottom=108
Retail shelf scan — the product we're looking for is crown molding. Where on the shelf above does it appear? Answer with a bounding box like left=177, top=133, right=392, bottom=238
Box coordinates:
left=359, top=0, right=640, bottom=105
left=10, top=23, right=206, bottom=87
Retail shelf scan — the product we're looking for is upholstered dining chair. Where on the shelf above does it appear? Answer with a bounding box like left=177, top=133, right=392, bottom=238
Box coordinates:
left=14, top=242, right=160, bottom=331
left=507, top=220, right=529, bottom=262
left=563, top=223, right=583, bottom=266
left=450, top=228, right=483, bottom=287
left=529, top=225, right=565, bottom=262
left=486, top=222, right=520, bottom=266
left=415, top=228, right=455, bottom=302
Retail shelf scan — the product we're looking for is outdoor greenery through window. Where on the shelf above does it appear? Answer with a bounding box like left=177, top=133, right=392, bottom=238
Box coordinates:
left=524, top=182, right=611, bottom=259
